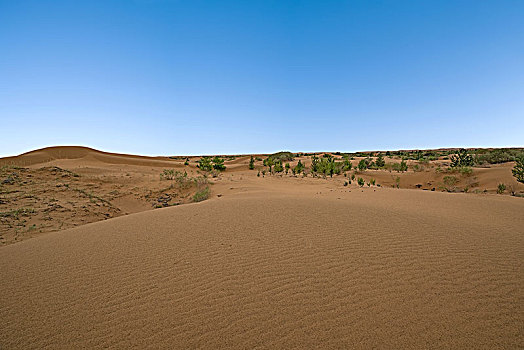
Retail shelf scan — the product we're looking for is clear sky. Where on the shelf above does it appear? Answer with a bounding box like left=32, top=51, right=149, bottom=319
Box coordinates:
left=1, top=0, right=523, bottom=156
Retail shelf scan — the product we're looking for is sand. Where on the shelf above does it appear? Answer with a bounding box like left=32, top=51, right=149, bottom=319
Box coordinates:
left=0, top=147, right=523, bottom=348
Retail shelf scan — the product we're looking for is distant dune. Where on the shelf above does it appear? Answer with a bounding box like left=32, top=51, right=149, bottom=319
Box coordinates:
left=0, top=146, right=523, bottom=348
left=0, top=146, right=180, bottom=168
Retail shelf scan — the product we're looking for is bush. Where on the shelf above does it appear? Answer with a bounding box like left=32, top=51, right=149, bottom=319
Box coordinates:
left=358, top=159, right=368, bottom=171
left=268, top=151, right=294, bottom=162
left=370, top=178, right=376, bottom=186
left=274, top=161, right=284, bottom=173
left=184, top=158, right=189, bottom=166
left=193, top=187, right=210, bottom=202
left=375, top=154, right=385, bottom=168
left=357, top=177, right=364, bottom=187
left=474, top=148, right=524, bottom=165
left=285, top=163, right=290, bottom=174
left=197, top=157, right=213, bottom=171
left=160, top=169, right=176, bottom=180
left=212, top=157, right=226, bottom=171
left=294, top=160, right=305, bottom=174
left=249, top=156, right=255, bottom=170
left=497, top=183, right=506, bottom=194
left=512, top=155, right=524, bottom=183
left=443, top=175, right=458, bottom=192
left=451, top=149, right=474, bottom=167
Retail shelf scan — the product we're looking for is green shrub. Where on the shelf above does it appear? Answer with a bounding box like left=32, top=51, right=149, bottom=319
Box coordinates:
left=249, top=156, right=255, bottom=170
left=197, top=157, right=213, bottom=171
left=451, top=149, right=474, bottom=167
left=358, top=159, right=368, bottom=171
left=212, top=157, right=226, bottom=171
left=285, top=163, right=290, bottom=174
left=294, top=160, right=305, bottom=174
left=370, top=178, right=376, bottom=186
left=497, top=183, right=506, bottom=194
left=512, top=155, right=524, bottom=183
left=268, top=151, right=294, bottom=162
left=357, top=177, right=364, bottom=187
left=184, top=158, right=189, bottom=166
left=274, top=161, right=284, bottom=173
left=375, top=154, right=385, bottom=168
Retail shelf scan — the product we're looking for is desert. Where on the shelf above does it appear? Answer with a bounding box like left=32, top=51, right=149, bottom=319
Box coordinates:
left=0, top=146, right=523, bottom=348
left=2, top=0, right=523, bottom=348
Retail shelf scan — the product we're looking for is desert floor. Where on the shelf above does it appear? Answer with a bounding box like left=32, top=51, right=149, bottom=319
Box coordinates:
left=1, top=147, right=523, bottom=348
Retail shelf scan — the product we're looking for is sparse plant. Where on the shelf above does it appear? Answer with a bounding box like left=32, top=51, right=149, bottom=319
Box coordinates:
left=497, top=183, right=506, bottom=194
left=193, top=187, right=210, bottom=202
left=357, top=177, right=364, bottom=187
left=249, top=156, right=255, bottom=170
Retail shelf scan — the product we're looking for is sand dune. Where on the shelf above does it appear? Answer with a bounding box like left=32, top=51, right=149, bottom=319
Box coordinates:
left=1, top=187, right=523, bottom=348
left=0, top=146, right=180, bottom=168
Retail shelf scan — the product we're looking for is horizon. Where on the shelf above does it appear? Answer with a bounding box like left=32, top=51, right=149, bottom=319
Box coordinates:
left=3, top=144, right=524, bottom=159
left=1, top=0, right=523, bottom=157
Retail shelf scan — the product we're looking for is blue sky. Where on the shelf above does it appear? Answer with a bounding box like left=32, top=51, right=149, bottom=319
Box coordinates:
left=1, top=0, right=523, bottom=156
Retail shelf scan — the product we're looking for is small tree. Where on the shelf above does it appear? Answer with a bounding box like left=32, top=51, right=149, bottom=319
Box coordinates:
left=451, top=149, right=474, bottom=167
left=357, top=177, right=365, bottom=187
left=358, top=159, right=368, bottom=171
left=274, top=161, right=284, bottom=173
left=249, top=156, right=255, bottom=170
left=400, top=160, right=408, bottom=172
left=294, top=160, right=305, bottom=174
left=197, top=157, right=213, bottom=171
left=285, top=163, right=290, bottom=174
left=375, top=154, right=385, bottom=168
left=512, top=155, right=524, bottom=183
left=264, top=157, right=274, bottom=174
left=212, top=157, right=226, bottom=171
left=184, top=158, right=189, bottom=166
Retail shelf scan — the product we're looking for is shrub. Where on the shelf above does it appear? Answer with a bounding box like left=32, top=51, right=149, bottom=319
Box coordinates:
left=160, top=169, right=176, bottom=180
left=512, top=155, right=524, bottom=183
left=351, top=174, right=355, bottom=180
left=497, top=183, right=506, bottom=194
left=268, top=151, right=294, bottom=163
left=193, top=187, right=210, bottom=202
left=375, top=154, right=385, bottom=168
left=294, top=160, right=305, bottom=174
left=249, top=156, right=255, bottom=170
left=451, top=149, right=474, bottom=167
left=442, top=175, right=458, bottom=192
left=400, top=160, right=408, bottom=172
left=458, top=167, right=473, bottom=176
left=370, top=178, right=376, bottom=186
left=197, top=157, right=213, bottom=171
left=184, top=158, right=189, bottom=166
left=358, top=159, right=368, bottom=171
left=285, top=163, right=290, bottom=174
left=357, top=177, right=364, bottom=187
left=474, top=148, right=524, bottom=165
left=212, top=157, right=226, bottom=171
left=274, top=161, right=284, bottom=173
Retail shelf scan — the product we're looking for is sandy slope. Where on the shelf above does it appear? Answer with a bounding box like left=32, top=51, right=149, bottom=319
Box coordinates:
left=1, top=186, right=523, bottom=349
